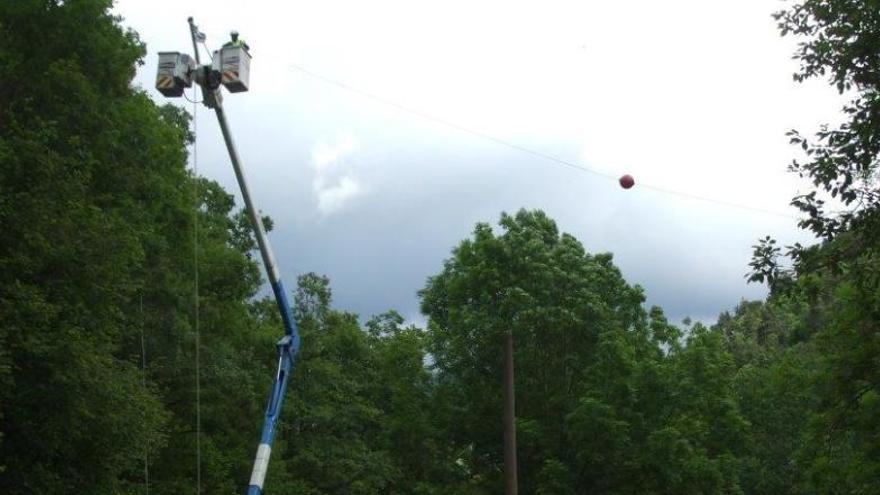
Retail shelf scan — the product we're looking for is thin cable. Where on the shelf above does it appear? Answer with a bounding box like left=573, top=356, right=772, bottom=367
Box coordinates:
left=200, top=41, right=214, bottom=62
left=183, top=88, right=203, bottom=105
left=289, top=63, right=798, bottom=220
left=140, top=292, right=149, bottom=495
left=290, top=64, right=614, bottom=182
left=192, top=86, right=202, bottom=495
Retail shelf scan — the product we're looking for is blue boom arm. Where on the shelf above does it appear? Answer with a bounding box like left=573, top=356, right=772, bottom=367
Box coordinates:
left=215, top=105, right=301, bottom=495
left=184, top=18, right=301, bottom=494
left=246, top=280, right=300, bottom=495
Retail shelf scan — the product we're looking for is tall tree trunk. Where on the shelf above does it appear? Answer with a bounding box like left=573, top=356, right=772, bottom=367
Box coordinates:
left=503, top=330, right=518, bottom=495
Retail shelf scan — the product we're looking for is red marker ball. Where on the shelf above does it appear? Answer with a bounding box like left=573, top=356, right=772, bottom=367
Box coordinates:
left=619, top=174, right=635, bottom=189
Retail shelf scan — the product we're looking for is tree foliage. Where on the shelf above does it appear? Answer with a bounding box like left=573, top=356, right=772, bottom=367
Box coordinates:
left=420, top=210, right=747, bottom=494
left=3, top=0, right=880, bottom=494
left=743, top=0, right=880, bottom=491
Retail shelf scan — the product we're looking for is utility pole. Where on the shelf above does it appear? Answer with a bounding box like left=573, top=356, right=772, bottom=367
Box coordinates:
left=503, top=329, right=518, bottom=495
left=155, top=18, right=300, bottom=495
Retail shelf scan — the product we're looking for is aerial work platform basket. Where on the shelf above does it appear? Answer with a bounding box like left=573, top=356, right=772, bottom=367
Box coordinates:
left=155, top=51, right=195, bottom=97
left=214, top=45, right=251, bottom=93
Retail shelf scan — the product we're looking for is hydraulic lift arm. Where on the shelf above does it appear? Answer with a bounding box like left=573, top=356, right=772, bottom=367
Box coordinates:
left=157, top=18, right=301, bottom=495
left=213, top=97, right=300, bottom=495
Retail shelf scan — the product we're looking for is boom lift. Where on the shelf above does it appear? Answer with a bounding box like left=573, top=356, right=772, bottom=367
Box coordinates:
left=156, top=18, right=300, bottom=495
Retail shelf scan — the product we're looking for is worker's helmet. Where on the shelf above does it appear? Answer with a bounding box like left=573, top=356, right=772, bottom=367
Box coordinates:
left=230, top=30, right=239, bottom=41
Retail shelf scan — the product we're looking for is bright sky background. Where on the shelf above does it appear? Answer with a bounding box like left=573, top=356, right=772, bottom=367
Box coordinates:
left=116, top=0, right=845, bottom=325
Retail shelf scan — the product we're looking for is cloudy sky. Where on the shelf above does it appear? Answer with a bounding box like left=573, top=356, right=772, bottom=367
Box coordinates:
left=116, top=0, right=844, bottom=325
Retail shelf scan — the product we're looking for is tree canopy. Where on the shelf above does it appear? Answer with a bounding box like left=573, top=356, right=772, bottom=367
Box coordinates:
left=2, top=0, right=880, bottom=494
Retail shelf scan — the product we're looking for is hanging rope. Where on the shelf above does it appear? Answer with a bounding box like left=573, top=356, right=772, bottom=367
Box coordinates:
left=192, top=86, right=202, bottom=495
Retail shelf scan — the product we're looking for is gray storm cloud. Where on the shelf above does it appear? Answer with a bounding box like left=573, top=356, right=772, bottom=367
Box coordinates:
left=119, top=0, right=838, bottom=325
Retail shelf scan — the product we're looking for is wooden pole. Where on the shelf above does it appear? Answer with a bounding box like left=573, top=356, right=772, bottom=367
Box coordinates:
left=503, top=330, right=518, bottom=495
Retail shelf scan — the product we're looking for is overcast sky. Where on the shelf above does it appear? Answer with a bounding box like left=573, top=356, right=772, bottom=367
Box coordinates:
left=116, top=0, right=844, bottom=325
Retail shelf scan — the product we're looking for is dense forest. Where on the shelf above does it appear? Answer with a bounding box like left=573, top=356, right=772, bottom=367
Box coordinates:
left=2, top=0, right=879, bottom=493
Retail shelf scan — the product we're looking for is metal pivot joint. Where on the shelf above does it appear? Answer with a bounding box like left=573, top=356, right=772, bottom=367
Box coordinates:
left=158, top=18, right=301, bottom=495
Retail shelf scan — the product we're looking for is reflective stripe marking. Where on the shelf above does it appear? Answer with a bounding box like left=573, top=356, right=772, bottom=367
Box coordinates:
left=222, top=71, right=239, bottom=82
left=249, top=443, right=271, bottom=489
left=156, top=76, right=174, bottom=88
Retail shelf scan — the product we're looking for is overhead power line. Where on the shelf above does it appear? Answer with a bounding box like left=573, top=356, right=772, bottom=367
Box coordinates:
left=289, top=63, right=798, bottom=220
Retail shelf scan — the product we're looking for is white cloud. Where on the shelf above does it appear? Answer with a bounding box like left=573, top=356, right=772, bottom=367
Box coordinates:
left=117, top=0, right=844, bottom=322
left=312, top=133, right=358, bottom=170
left=311, top=134, right=366, bottom=216
left=316, top=175, right=364, bottom=216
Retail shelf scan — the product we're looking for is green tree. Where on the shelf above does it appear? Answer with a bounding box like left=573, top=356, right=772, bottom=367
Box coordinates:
left=420, top=210, right=744, bottom=493
left=269, top=274, right=396, bottom=494
left=746, top=1, right=880, bottom=490
left=0, top=1, right=169, bottom=492
left=0, top=2, right=284, bottom=493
